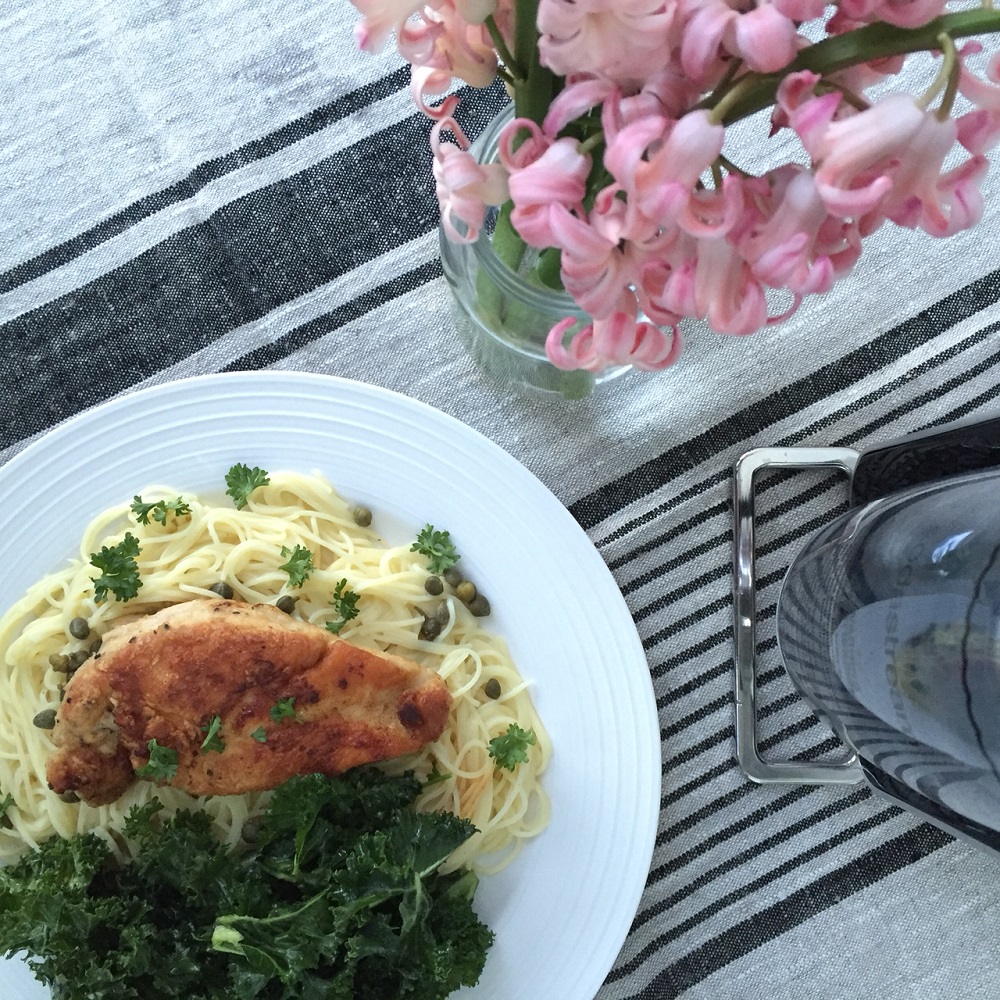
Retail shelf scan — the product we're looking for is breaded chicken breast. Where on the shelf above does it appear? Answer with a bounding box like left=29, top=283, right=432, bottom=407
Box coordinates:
left=46, top=599, right=452, bottom=806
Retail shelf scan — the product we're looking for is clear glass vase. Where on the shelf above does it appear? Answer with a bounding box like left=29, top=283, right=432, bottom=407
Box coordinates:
left=439, top=106, right=628, bottom=400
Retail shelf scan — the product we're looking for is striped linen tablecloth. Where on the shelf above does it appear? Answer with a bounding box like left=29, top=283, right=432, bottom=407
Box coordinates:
left=4, top=2, right=1000, bottom=998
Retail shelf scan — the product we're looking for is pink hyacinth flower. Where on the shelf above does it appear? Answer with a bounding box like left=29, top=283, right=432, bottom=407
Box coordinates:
left=957, top=46, right=1000, bottom=153
left=680, top=0, right=735, bottom=85
left=545, top=296, right=683, bottom=372
left=802, top=93, right=927, bottom=217
left=537, top=0, right=676, bottom=84
left=352, top=0, right=425, bottom=53
left=605, top=110, right=725, bottom=226
left=694, top=235, right=770, bottom=335
left=397, top=0, right=498, bottom=90
left=772, top=0, right=827, bottom=20
left=836, top=0, right=946, bottom=28
left=732, top=4, right=800, bottom=73
left=506, top=138, right=591, bottom=247
left=876, top=112, right=987, bottom=237
left=431, top=103, right=509, bottom=243
left=741, top=167, right=835, bottom=295
left=546, top=208, right=627, bottom=318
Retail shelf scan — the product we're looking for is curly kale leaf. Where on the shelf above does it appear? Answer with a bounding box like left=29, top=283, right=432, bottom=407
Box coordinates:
left=0, top=770, right=493, bottom=1000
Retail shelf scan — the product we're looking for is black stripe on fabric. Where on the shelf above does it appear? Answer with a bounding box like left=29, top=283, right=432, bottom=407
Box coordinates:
left=633, top=504, right=836, bottom=626
left=653, top=715, right=828, bottom=848
left=601, top=321, right=1000, bottom=582
left=661, top=678, right=799, bottom=745
left=0, top=67, right=410, bottom=294
left=0, top=83, right=508, bottom=451
left=613, top=805, right=902, bottom=988
left=636, top=343, right=1000, bottom=662
left=628, top=823, right=952, bottom=999
left=221, top=259, right=443, bottom=371
left=575, top=297, right=1000, bottom=535
left=632, top=786, right=870, bottom=935
left=645, top=382, right=1000, bottom=686
left=651, top=786, right=817, bottom=881
left=656, top=640, right=774, bottom=709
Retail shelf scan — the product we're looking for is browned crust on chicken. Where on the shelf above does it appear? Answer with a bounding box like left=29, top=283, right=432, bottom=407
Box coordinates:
left=46, top=600, right=452, bottom=805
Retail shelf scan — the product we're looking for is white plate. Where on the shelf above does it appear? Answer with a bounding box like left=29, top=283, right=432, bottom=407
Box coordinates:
left=0, top=372, right=660, bottom=1000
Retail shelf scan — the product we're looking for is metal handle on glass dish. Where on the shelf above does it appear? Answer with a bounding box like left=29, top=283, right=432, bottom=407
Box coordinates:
left=732, top=446, right=864, bottom=785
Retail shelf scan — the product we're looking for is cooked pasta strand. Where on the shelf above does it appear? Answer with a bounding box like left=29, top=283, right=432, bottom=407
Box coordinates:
left=0, top=472, right=549, bottom=873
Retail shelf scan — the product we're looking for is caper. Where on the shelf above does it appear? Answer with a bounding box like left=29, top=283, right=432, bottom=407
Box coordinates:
left=59, top=790, right=80, bottom=804
left=88, top=637, right=102, bottom=655
left=432, top=601, right=451, bottom=623
left=276, top=595, right=298, bottom=614
left=456, top=581, right=477, bottom=604
left=443, top=566, right=462, bottom=587
left=32, top=709, right=57, bottom=730
left=48, top=653, right=71, bottom=672
left=68, top=617, right=90, bottom=640
left=69, top=649, right=90, bottom=670
left=484, top=678, right=501, bottom=700
left=467, top=594, right=491, bottom=618
left=418, top=614, right=443, bottom=641
left=242, top=817, right=262, bottom=844
left=209, top=581, right=234, bottom=600
left=424, top=575, right=444, bottom=596
left=352, top=506, right=373, bottom=528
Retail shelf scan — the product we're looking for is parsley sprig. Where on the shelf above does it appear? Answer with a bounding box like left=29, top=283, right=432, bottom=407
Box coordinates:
left=326, top=579, right=360, bottom=635
left=410, top=525, right=459, bottom=575
left=270, top=698, right=297, bottom=724
left=250, top=726, right=268, bottom=743
left=488, top=723, right=536, bottom=771
left=200, top=717, right=225, bottom=755
left=135, top=739, right=179, bottom=783
left=423, top=764, right=451, bottom=788
left=90, top=533, right=142, bottom=603
left=279, top=545, right=314, bottom=588
left=0, top=793, right=14, bottom=820
left=225, top=464, right=270, bottom=510
left=130, top=495, right=192, bottom=526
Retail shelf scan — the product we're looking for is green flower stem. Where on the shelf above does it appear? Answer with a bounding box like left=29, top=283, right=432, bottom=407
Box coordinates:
left=513, top=0, right=555, bottom=125
left=485, top=15, right=522, bottom=81
left=936, top=32, right=962, bottom=118
left=705, top=8, right=1000, bottom=125
left=491, top=201, right=526, bottom=272
left=475, top=0, right=557, bottom=325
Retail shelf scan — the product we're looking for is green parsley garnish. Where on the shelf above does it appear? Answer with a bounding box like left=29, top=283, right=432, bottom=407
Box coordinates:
left=199, top=717, right=225, bottom=755
left=90, top=533, right=142, bottom=604
left=225, top=464, right=270, bottom=510
left=269, top=698, right=296, bottom=724
left=279, top=544, right=314, bottom=588
left=0, top=793, right=14, bottom=820
left=250, top=726, right=267, bottom=743
left=326, top=578, right=360, bottom=635
left=410, top=524, right=459, bottom=575
left=135, top=739, right=179, bottom=782
left=423, top=764, right=451, bottom=788
left=130, top=495, right=192, bottom=526
left=487, top=723, right=536, bottom=771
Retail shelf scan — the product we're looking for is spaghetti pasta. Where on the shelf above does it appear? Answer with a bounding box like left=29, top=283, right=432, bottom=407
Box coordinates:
left=0, top=471, right=550, bottom=874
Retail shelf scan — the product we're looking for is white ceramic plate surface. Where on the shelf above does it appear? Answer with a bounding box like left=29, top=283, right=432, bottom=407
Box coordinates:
left=0, top=372, right=660, bottom=1000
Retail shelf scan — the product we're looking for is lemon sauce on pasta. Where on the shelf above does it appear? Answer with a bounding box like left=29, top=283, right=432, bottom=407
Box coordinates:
left=0, top=471, right=550, bottom=874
